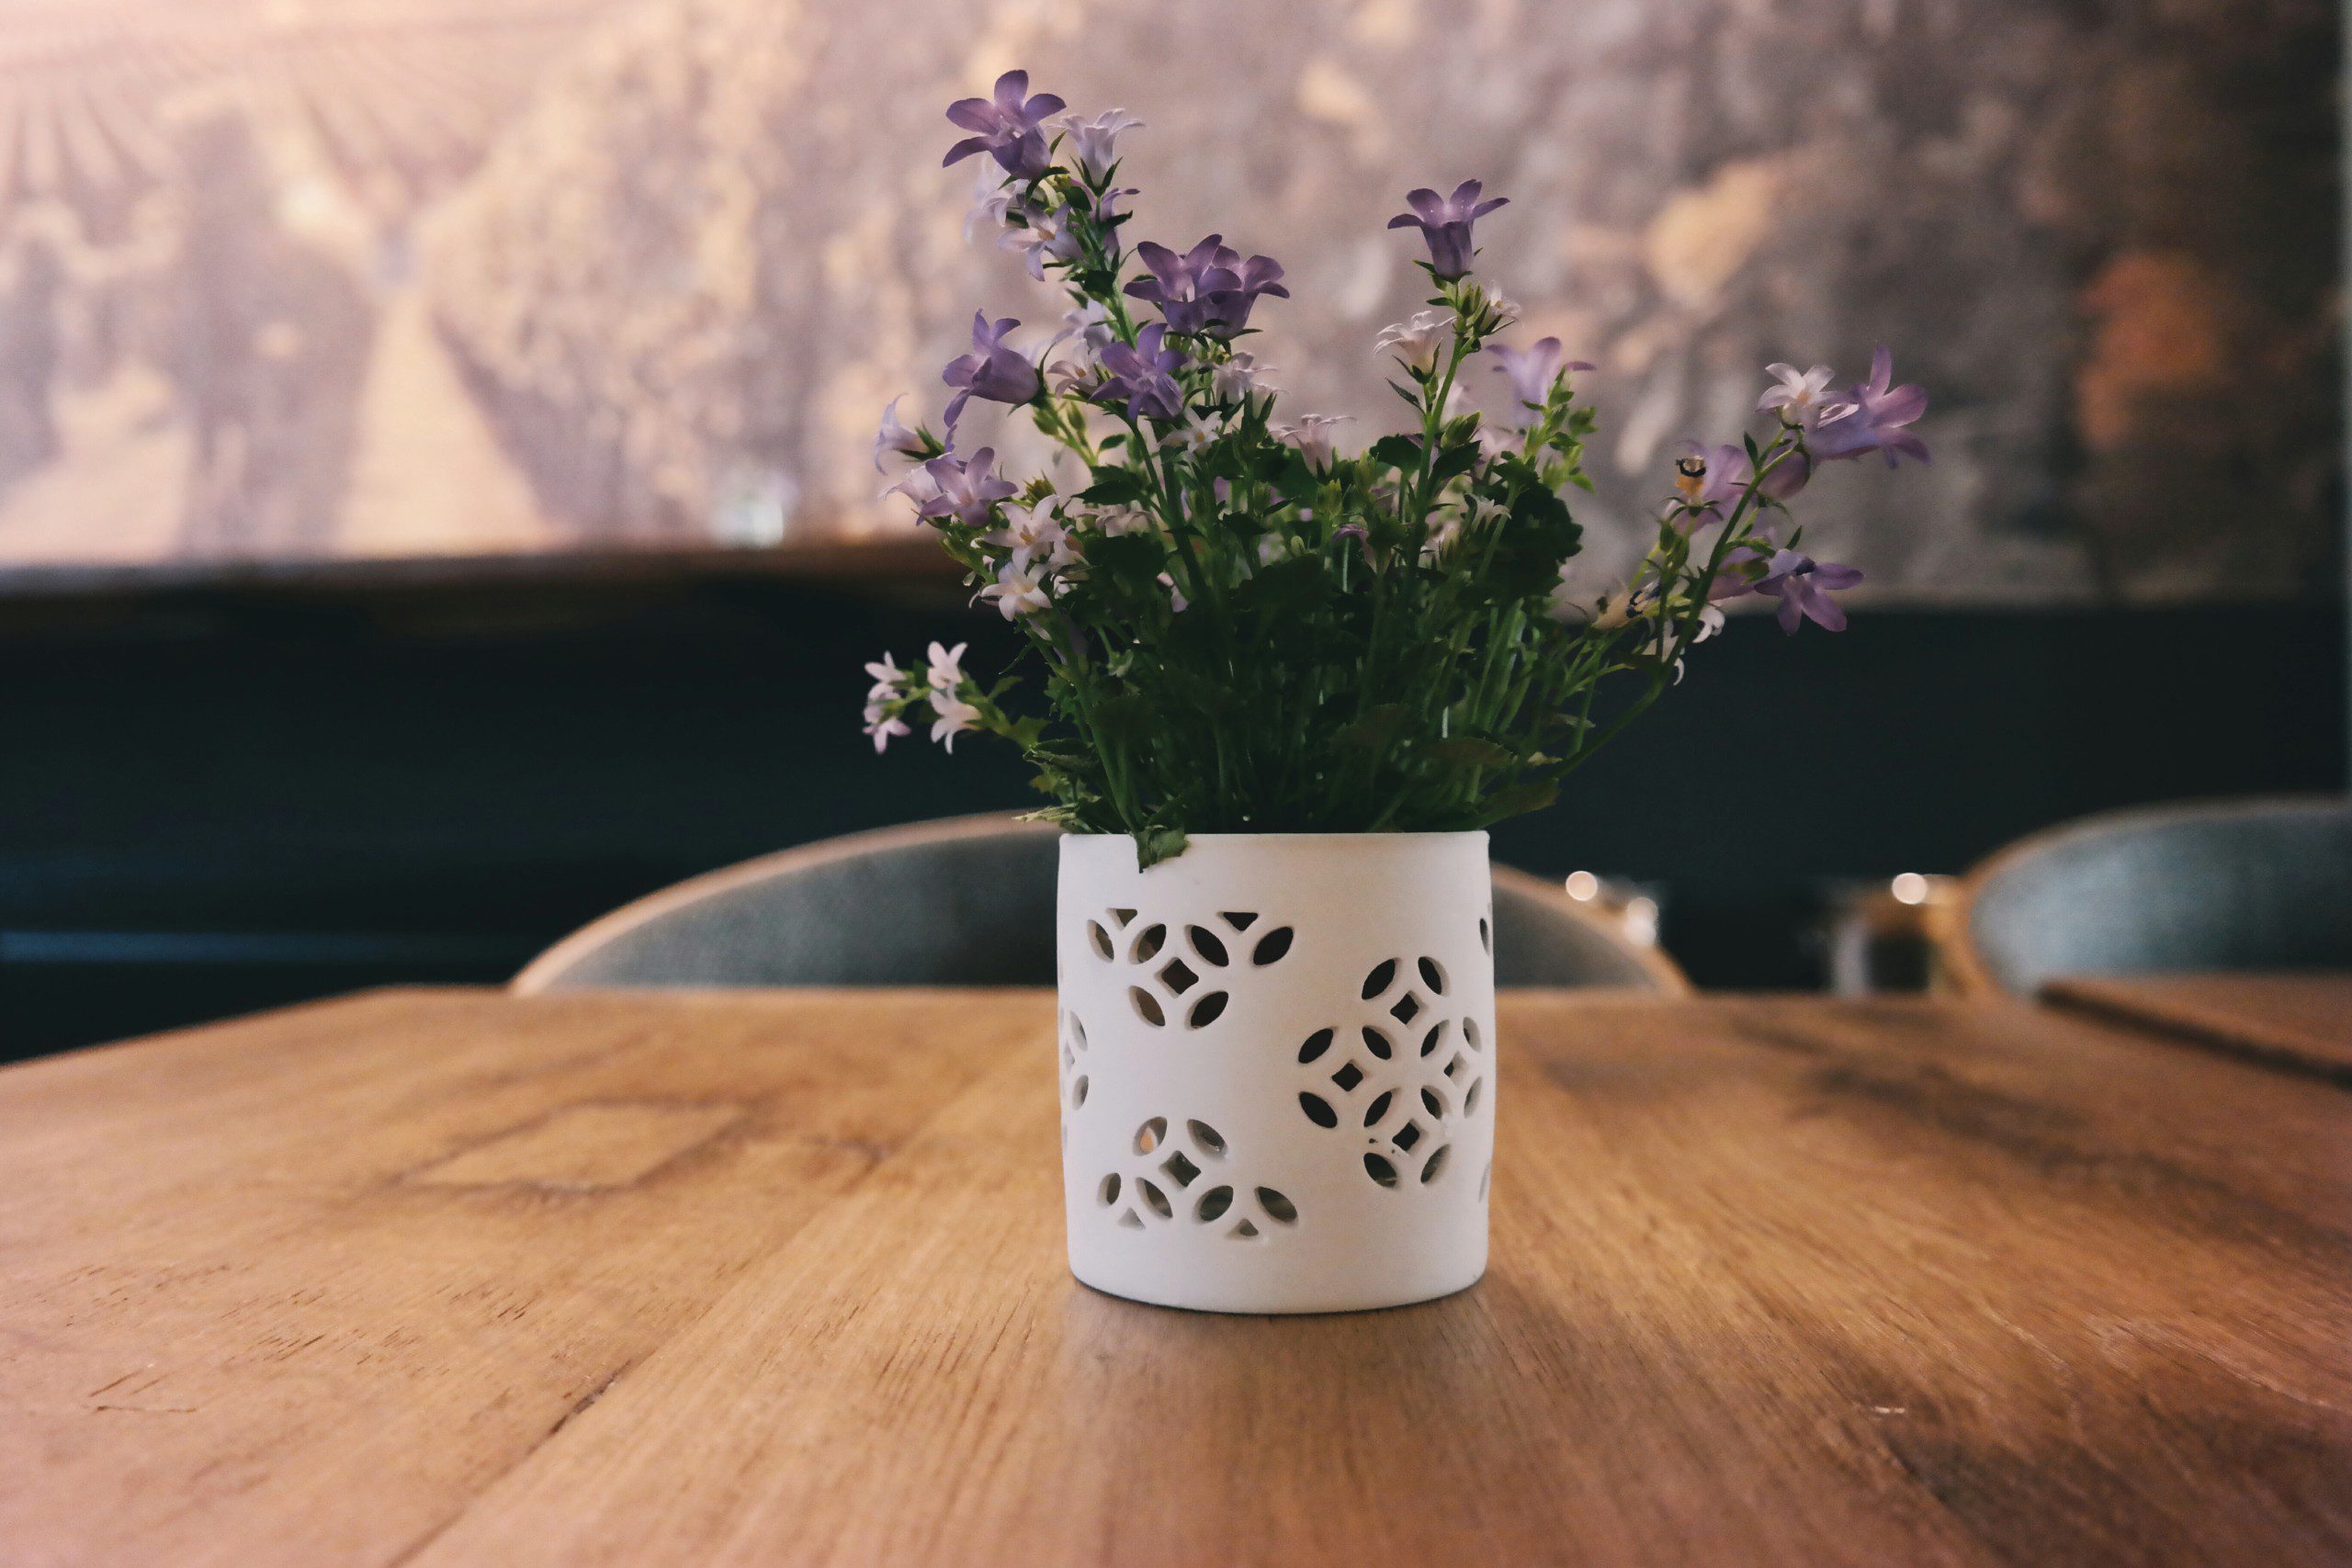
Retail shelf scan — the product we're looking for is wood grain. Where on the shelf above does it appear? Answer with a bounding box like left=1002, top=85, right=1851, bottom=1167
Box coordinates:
left=2042, top=972, right=2352, bottom=1078
left=0, top=988, right=1028, bottom=1567
left=4, top=989, right=2348, bottom=1567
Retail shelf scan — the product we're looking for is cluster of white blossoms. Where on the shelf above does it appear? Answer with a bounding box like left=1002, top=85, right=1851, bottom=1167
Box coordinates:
left=864, top=639, right=978, bottom=753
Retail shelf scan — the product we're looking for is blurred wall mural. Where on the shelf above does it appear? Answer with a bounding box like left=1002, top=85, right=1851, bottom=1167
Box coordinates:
left=0, top=0, right=2335, bottom=599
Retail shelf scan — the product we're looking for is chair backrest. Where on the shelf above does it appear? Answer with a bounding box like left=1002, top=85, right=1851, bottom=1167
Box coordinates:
left=514, top=814, right=1688, bottom=994
left=1950, top=795, right=2352, bottom=996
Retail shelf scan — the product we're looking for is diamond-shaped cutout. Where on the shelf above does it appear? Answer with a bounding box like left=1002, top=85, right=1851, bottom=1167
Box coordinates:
left=1331, top=1061, right=1365, bottom=1092
left=1394, top=1120, right=1425, bottom=1153
left=1161, top=1151, right=1201, bottom=1188
left=1391, top=992, right=1422, bottom=1025
left=1159, top=958, right=1199, bottom=995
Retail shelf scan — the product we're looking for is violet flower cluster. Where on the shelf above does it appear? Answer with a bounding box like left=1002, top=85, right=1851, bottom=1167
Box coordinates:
left=865, top=72, right=1928, bottom=860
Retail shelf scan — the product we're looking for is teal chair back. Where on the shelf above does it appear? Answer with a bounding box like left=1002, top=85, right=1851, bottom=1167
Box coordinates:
left=515, top=815, right=1687, bottom=993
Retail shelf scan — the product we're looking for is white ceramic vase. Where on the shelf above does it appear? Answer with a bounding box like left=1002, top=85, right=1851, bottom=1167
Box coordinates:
left=1056, top=831, right=1497, bottom=1314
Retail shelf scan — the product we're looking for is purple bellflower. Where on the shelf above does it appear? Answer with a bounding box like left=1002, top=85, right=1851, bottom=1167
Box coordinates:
left=1488, top=336, right=1594, bottom=413
left=944, top=71, right=1066, bottom=180
left=1756, top=548, right=1864, bottom=634
left=1809, top=347, right=1929, bottom=468
left=942, top=312, right=1042, bottom=430
left=1056, top=108, right=1142, bottom=179
left=1095, top=322, right=1187, bottom=423
left=914, top=447, right=1018, bottom=529
left=1125, top=236, right=1289, bottom=338
left=1388, top=180, right=1508, bottom=279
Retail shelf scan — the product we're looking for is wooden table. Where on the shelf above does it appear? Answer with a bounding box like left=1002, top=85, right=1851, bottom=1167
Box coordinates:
left=2042, top=972, right=2352, bottom=1079
left=3, top=989, right=2347, bottom=1566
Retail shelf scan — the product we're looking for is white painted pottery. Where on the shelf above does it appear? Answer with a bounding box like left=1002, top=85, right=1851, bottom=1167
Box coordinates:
left=1056, top=831, right=1497, bottom=1314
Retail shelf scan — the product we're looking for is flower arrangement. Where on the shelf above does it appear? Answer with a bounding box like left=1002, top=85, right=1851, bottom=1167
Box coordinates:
left=865, top=72, right=1927, bottom=864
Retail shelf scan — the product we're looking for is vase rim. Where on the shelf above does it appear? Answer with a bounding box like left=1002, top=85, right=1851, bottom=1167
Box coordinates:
left=1058, top=829, right=1489, bottom=844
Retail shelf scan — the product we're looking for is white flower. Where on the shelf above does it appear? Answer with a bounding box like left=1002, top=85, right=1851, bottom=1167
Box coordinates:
left=965, top=170, right=1018, bottom=243
left=1059, top=298, right=1116, bottom=357
left=863, top=650, right=906, bottom=703
left=987, top=501, right=1072, bottom=566
left=1758, top=362, right=1842, bottom=429
left=1486, top=291, right=1521, bottom=326
left=1054, top=108, right=1143, bottom=179
left=1212, top=353, right=1278, bottom=404
left=1157, top=570, right=1189, bottom=614
left=1160, top=412, right=1220, bottom=456
left=1476, top=421, right=1521, bottom=464
left=1274, top=414, right=1352, bottom=474
left=1002, top=208, right=1080, bottom=281
left=1692, top=604, right=1726, bottom=643
left=882, top=461, right=942, bottom=509
left=1374, top=310, right=1453, bottom=375
left=872, top=396, right=926, bottom=473
left=928, top=692, right=983, bottom=750
left=863, top=700, right=910, bottom=754
left=1466, top=494, right=1510, bottom=527
left=924, top=640, right=967, bottom=694
left=978, top=551, right=1053, bottom=619
left=1095, top=504, right=1153, bottom=537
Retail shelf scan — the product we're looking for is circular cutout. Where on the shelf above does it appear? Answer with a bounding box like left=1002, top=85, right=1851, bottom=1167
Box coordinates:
left=1362, top=1089, right=1395, bottom=1128
left=1134, top=1117, right=1168, bottom=1155
left=1187, top=926, right=1229, bottom=967
left=1420, top=1145, right=1452, bottom=1184
left=1419, top=1020, right=1448, bottom=1057
left=1251, top=926, right=1295, bottom=965
left=1464, top=1077, right=1484, bottom=1115
left=1297, top=1027, right=1335, bottom=1064
left=1256, top=1187, right=1297, bottom=1224
left=1186, top=1120, right=1227, bottom=1157
left=1187, top=990, right=1229, bottom=1029
left=1136, top=1179, right=1173, bottom=1218
left=1097, top=1173, right=1121, bottom=1206
left=1464, top=1017, right=1484, bottom=1052
left=1361, top=959, right=1397, bottom=998
left=1088, top=921, right=1114, bottom=960
left=1071, top=1075, right=1089, bottom=1108
left=1363, top=1152, right=1399, bottom=1188
left=1478, top=917, right=1491, bottom=953
left=1361, top=1025, right=1394, bottom=1060
left=1421, top=1086, right=1448, bottom=1119
left=1130, top=924, right=1167, bottom=963
left=1194, top=1186, right=1234, bottom=1223
left=1130, top=987, right=1165, bottom=1027
left=1419, top=956, right=1448, bottom=994
left=1298, top=1092, right=1338, bottom=1128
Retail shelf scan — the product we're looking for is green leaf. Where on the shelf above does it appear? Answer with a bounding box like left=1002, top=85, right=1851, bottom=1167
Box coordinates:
left=1428, top=737, right=1519, bottom=769
left=1368, top=434, right=1423, bottom=470
left=1429, top=441, right=1481, bottom=485
left=1472, top=778, right=1560, bottom=827
left=1134, top=826, right=1190, bottom=868
left=1080, top=468, right=1152, bottom=506
left=1228, top=554, right=1328, bottom=617
left=1336, top=703, right=1412, bottom=752
left=1085, top=532, right=1168, bottom=596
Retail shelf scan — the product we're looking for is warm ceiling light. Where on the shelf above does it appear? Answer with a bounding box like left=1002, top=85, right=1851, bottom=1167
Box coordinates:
left=1564, top=870, right=1601, bottom=901
left=1890, top=872, right=1931, bottom=906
